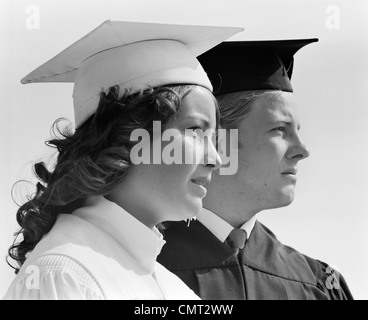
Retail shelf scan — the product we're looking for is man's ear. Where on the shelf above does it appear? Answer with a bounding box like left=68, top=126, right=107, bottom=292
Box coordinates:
left=217, top=127, right=238, bottom=176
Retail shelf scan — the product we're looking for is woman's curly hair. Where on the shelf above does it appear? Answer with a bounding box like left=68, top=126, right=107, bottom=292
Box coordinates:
left=7, top=84, right=217, bottom=273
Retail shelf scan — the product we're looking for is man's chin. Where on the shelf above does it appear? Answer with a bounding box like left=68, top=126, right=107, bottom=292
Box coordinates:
left=280, top=193, right=295, bottom=207
left=271, top=191, right=295, bottom=209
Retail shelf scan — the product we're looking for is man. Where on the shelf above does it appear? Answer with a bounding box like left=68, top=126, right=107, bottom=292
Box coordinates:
left=158, top=39, right=353, bottom=300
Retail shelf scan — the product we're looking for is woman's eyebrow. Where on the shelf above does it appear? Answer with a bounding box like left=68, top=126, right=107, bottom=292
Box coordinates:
left=181, top=116, right=212, bottom=128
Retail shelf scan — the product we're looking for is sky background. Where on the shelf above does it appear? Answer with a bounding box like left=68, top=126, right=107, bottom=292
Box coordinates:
left=1, top=0, right=367, bottom=299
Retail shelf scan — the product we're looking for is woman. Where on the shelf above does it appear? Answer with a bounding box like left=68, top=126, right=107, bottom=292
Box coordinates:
left=3, top=20, right=243, bottom=299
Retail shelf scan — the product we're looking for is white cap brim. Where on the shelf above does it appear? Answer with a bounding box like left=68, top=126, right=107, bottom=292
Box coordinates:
left=21, top=20, right=244, bottom=127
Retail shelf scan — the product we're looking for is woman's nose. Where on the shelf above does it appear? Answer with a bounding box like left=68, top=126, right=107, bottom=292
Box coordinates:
left=204, top=137, right=222, bottom=170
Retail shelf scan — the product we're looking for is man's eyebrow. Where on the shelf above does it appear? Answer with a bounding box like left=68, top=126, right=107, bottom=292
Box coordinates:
left=267, top=117, right=291, bottom=124
left=268, top=118, right=301, bottom=130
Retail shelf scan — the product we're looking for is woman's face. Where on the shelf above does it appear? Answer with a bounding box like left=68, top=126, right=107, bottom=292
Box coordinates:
left=117, top=86, right=222, bottom=227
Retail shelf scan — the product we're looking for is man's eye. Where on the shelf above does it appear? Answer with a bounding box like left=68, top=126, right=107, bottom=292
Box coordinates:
left=273, top=127, right=286, bottom=132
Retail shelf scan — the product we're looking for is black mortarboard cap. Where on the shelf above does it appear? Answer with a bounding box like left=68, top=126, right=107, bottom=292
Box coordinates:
left=198, top=38, right=318, bottom=95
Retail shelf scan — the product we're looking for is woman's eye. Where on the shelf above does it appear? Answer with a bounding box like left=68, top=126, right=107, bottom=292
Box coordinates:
left=186, top=126, right=205, bottom=139
left=186, top=126, right=216, bottom=142
left=188, top=126, right=202, bottom=134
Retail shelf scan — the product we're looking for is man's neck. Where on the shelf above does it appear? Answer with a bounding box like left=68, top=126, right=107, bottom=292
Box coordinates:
left=203, top=172, right=262, bottom=228
left=203, top=197, right=259, bottom=229
left=198, top=207, right=258, bottom=242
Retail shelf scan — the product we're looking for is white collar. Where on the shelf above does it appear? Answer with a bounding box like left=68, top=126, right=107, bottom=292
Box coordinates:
left=197, top=208, right=257, bottom=243
left=73, top=196, right=165, bottom=274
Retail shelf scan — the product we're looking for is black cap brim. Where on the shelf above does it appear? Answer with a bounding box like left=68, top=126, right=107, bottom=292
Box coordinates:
left=198, top=38, right=319, bottom=95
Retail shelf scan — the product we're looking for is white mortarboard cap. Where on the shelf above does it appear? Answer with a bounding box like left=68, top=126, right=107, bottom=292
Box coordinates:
left=21, top=20, right=244, bottom=128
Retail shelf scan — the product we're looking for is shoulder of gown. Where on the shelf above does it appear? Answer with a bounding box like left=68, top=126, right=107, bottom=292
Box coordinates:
left=159, top=220, right=354, bottom=300
left=3, top=254, right=104, bottom=300
left=248, top=222, right=353, bottom=299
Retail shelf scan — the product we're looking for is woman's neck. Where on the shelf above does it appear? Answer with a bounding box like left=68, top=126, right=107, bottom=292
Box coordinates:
left=105, top=181, right=163, bottom=229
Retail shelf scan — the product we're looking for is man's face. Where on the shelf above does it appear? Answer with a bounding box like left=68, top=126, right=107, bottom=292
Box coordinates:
left=233, top=91, right=310, bottom=211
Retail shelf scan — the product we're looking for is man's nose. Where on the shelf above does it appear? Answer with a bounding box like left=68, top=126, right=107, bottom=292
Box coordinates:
left=287, top=135, right=310, bottom=160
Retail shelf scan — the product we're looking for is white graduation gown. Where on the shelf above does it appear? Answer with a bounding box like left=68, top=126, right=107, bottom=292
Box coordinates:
left=3, top=196, right=200, bottom=300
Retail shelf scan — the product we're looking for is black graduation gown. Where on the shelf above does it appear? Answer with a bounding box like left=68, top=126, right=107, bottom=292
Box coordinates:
left=158, top=220, right=353, bottom=300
